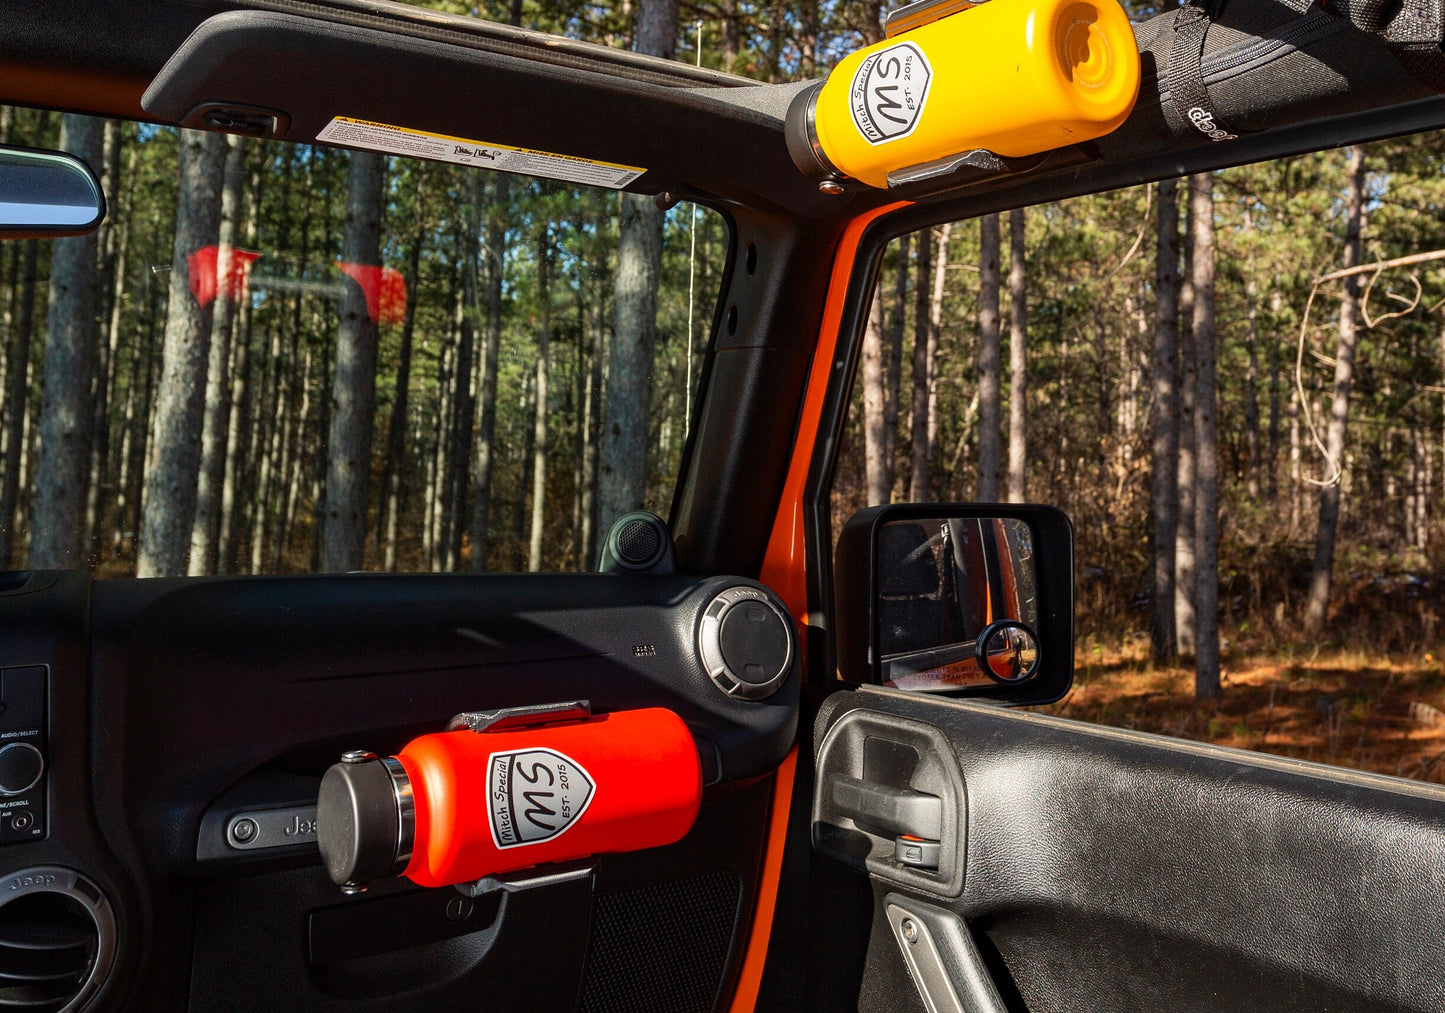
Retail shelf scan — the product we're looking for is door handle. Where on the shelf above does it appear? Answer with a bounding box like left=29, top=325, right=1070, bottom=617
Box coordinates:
left=828, top=774, right=943, bottom=840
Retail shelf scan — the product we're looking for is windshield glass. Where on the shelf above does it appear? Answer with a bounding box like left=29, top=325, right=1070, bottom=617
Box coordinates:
left=0, top=111, right=727, bottom=575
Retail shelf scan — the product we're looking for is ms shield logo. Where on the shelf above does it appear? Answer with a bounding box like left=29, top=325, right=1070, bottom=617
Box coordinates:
left=487, top=747, right=595, bottom=849
left=849, top=41, right=932, bottom=145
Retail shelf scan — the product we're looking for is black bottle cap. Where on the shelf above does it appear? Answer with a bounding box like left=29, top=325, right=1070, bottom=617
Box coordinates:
left=317, top=758, right=399, bottom=887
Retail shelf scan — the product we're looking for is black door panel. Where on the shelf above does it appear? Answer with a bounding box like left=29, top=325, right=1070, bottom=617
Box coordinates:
left=0, top=571, right=795, bottom=1011
left=818, top=686, right=1445, bottom=1013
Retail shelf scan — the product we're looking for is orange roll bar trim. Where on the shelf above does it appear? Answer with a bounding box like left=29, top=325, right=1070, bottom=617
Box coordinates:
left=728, top=200, right=909, bottom=1013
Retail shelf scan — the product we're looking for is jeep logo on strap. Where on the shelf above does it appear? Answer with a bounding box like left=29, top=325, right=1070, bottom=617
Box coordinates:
left=849, top=41, right=932, bottom=145
left=487, top=748, right=595, bottom=849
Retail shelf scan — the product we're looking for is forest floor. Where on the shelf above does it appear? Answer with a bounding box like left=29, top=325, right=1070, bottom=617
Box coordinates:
left=1042, top=635, right=1445, bottom=783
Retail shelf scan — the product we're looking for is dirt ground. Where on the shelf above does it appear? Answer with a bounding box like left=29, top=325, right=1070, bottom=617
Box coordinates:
left=1039, top=635, right=1445, bottom=783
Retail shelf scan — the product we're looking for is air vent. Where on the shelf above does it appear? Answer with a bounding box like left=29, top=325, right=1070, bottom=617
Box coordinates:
left=0, top=869, right=116, bottom=1012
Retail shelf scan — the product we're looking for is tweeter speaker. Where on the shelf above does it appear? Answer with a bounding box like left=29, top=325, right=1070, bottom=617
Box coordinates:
left=599, top=512, right=676, bottom=574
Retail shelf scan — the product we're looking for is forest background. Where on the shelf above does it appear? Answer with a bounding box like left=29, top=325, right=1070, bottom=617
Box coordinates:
left=5, top=0, right=1445, bottom=779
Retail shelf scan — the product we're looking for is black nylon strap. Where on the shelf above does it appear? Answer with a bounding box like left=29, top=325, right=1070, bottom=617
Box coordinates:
left=1335, top=0, right=1443, bottom=42
left=1164, top=0, right=1238, bottom=142
left=1330, top=0, right=1445, bottom=92
left=1393, top=43, right=1445, bottom=89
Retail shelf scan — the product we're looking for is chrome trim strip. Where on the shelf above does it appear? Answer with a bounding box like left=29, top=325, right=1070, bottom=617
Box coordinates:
left=381, top=756, right=415, bottom=874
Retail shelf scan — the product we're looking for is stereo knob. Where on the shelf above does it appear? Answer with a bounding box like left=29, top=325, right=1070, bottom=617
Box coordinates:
left=696, top=587, right=793, bottom=700
left=0, top=743, right=43, bottom=796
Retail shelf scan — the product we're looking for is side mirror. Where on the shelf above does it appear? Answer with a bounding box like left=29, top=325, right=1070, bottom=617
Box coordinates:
left=834, top=503, right=1073, bottom=705
left=0, top=145, right=106, bottom=239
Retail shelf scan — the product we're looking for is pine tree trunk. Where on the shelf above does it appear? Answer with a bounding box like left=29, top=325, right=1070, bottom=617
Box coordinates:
left=1288, top=384, right=1302, bottom=534
left=219, top=294, right=253, bottom=572
left=275, top=349, right=311, bottom=571
left=0, top=241, right=38, bottom=566
left=470, top=175, right=507, bottom=571
left=1175, top=191, right=1198, bottom=656
left=435, top=334, right=456, bottom=567
left=30, top=114, right=106, bottom=569
left=860, top=283, right=890, bottom=505
left=1304, top=145, right=1368, bottom=633
left=1244, top=272, right=1262, bottom=500
left=571, top=316, right=587, bottom=570
left=909, top=228, right=934, bottom=502
left=125, top=266, right=163, bottom=566
left=320, top=150, right=384, bottom=572
left=720, top=0, right=740, bottom=72
left=0, top=241, right=38, bottom=565
left=863, top=0, right=885, bottom=43
left=600, top=191, right=663, bottom=546
left=581, top=307, right=604, bottom=569
left=189, top=133, right=246, bottom=575
left=218, top=157, right=261, bottom=573
left=881, top=234, right=909, bottom=500
left=137, top=128, right=228, bottom=575
left=446, top=278, right=475, bottom=571
left=85, top=129, right=134, bottom=564
left=382, top=206, right=424, bottom=571
left=799, top=0, right=819, bottom=76
left=1007, top=208, right=1028, bottom=503
left=1151, top=179, right=1180, bottom=663
left=513, top=368, right=535, bottom=569
left=977, top=213, right=1002, bottom=501
left=925, top=223, right=949, bottom=491
left=1267, top=289, right=1283, bottom=503
left=597, top=0, right=675, bottom=550
left=1191, top=173, right=1222, bottom=700
left=528, top=224, right=552, bottom=573
left=248, top=321, right=284, bottom=574
left=421, top=339, right=442, bottom=569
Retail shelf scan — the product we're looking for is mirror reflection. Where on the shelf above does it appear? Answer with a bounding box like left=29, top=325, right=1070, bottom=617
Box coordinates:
left=977, top=620, right=1040, bottom=684
left=878, top=516, right=1038, bottom=692
left=0, top=147, right=105, bottom=234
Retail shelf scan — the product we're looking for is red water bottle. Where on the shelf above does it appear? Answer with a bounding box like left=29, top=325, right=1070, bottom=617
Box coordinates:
left=317, top=702, right=702, bottom=892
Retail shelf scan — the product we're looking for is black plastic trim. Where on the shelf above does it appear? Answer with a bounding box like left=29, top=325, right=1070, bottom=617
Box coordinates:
left=800, top=217, right=893, bottom=686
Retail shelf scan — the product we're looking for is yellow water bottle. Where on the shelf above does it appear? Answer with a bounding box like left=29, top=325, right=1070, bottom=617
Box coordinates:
left=786, top=0, right=1140, bottom=189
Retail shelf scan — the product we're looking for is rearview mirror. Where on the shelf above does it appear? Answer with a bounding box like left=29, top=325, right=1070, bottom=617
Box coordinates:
left=834, top=504, right=1073, bottom=705
left=0, top=145, right=106, bottom=239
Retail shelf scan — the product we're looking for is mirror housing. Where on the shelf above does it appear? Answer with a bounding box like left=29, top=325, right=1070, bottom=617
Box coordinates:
left=0, top=145, right=106, bottom=239
left=834, top=503, right=1073, bottom=705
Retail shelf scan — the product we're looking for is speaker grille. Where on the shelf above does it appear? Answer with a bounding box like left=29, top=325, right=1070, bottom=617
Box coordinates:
left=615, top=519, right=662, bottom=566
left=579, top=870, right=741, bottom=1013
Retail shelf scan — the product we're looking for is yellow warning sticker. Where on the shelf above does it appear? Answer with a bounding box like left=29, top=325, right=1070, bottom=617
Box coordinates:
left=315, top=116, right=647, bottom=189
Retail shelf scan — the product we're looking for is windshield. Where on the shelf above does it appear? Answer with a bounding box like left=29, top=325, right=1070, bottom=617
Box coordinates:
left=0, top=111, right=727, bottom=576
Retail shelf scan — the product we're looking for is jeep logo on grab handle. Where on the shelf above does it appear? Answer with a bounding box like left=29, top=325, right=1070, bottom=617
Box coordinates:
left=225, top=806, right=320, bottom=852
